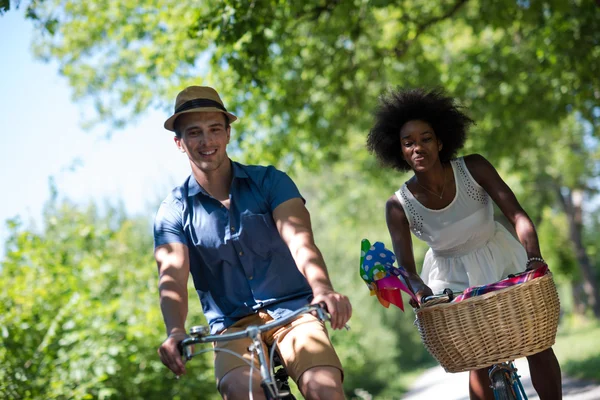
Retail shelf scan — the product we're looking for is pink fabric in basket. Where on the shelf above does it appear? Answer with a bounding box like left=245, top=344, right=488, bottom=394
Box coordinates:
left=453, top=265, right=549, bottom=303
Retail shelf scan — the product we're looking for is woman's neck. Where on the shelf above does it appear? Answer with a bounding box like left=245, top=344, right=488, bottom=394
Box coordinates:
left=414, top=160, right=446, bottom=190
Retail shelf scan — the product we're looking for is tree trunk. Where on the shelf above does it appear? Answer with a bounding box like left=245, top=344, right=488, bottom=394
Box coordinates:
left=571, top=281, right=587, bottom=315
left=555, top=186, right=600, bottom=318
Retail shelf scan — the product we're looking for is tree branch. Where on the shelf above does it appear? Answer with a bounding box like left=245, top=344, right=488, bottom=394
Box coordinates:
left=394, top=0, right=470, bottom=58
left=295, top=0, right=341, bottom=21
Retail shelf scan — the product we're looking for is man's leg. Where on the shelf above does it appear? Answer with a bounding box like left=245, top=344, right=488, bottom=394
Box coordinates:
left=214, top=313, right=268, bottom=399
left=270, top=313, right=345, bottom=400
left=298, top=366, right=344, bottom=400
left=219, top=366, right=266, bottom=400
left=526, top=348, right=562, bottom=400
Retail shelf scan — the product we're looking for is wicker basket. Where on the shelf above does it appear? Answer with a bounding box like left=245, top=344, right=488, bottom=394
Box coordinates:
left=415, top=273, right=560, bottom=373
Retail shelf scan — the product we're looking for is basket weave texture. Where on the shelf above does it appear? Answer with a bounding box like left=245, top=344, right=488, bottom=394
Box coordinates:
left=415, top=273, right=560, bottom=373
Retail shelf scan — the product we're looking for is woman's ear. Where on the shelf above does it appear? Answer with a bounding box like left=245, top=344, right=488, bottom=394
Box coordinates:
left=438, top=140, right=443, bottom=152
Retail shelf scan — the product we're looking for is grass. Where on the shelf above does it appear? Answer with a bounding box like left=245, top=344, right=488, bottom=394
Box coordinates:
left=552, top=315, right=600, bottom=382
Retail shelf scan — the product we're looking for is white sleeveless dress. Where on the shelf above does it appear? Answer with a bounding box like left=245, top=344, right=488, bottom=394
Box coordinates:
left=395, top=157, right=527, bottom=294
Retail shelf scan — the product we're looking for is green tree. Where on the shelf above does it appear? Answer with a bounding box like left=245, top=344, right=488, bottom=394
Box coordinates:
left=16, top=0, right=598, bottom=161
left=0, top=195, right=218, bottom=399
left=504, top=115, right=600, bottom=316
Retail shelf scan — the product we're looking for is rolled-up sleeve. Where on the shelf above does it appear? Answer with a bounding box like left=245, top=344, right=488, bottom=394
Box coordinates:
left=264, top=167, right=305, bottom=210
left=153, top=198, right=187, bottom=248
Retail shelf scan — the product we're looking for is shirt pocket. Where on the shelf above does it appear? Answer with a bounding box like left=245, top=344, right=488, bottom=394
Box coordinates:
left=240, top=211, right=277, bottom=259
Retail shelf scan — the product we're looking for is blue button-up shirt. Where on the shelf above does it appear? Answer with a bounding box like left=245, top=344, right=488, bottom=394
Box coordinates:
left=154, top=161, right=313, bottom=333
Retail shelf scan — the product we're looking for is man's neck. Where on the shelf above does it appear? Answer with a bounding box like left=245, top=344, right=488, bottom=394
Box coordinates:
left=191, top=159, right=233, bottom=202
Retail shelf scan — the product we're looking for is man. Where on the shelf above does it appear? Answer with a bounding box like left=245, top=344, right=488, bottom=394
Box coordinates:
left=154, top=86, right=352, bottom=399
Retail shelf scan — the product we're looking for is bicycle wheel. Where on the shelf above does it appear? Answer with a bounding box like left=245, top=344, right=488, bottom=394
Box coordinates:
left=490, top=370, right=517, bottom=400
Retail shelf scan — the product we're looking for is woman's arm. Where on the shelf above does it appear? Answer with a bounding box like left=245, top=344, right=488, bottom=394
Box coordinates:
left=386, top=195, right=433, bottom=304
left=465, top=154, right=545, bottom=269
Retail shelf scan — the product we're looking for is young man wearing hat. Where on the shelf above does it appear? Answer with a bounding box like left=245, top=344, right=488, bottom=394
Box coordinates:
left=154, top=86, right=351, bottom=399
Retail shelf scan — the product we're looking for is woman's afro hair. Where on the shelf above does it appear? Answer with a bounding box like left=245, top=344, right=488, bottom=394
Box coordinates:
left=367, top=88, right=474, bottom=171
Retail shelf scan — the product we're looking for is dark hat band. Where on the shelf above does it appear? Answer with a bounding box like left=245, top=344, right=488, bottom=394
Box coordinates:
left=175, top=98, right=227, bottom=114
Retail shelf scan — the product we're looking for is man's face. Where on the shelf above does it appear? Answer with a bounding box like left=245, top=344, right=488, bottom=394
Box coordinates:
left=174, top=112, right=231, bottom=174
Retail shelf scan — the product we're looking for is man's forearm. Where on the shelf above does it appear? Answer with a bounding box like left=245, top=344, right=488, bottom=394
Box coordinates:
left=159, top=278, right=188, bottom=336
left=294, top=244, right=335, bottom=294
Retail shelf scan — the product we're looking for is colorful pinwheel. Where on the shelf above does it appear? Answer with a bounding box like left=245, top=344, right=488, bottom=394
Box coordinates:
left=359, top=239, right=417, bottom=311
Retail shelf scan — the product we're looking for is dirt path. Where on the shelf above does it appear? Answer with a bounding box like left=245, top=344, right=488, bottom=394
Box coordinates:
left=403, top=358, right=600, bottom=399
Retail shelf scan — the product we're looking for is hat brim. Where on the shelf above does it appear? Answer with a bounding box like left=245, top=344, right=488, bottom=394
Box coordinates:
left=164, top=107, right=238, bottom=132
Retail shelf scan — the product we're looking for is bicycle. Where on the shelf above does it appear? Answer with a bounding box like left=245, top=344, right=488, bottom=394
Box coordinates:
left=421, top=290, right=529, bottom=400
left=179, top=303, right=335, bottom=400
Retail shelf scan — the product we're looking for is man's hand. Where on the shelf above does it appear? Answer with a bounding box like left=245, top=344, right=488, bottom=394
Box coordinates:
left=407, top=273, right=434, bottom=308
left=158, top=332, right=188, bottom=376
left=312, top=289, right=352, bottom=330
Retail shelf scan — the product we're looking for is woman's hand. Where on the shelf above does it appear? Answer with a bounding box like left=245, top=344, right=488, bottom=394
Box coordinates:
left=525, top=260, right=547, bottom=271
left=406, top=273, right=434, bottom=308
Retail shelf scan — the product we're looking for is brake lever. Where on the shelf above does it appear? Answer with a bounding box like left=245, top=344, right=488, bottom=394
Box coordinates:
left=315, top=303, right=350, bottom=330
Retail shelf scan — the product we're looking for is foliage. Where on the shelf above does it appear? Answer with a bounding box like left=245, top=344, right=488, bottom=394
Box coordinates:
left=553, top=316, right=600, bottom=382
left=0, top=198, right=218, bottom=400
left=17, top=0, right=600, bottom=168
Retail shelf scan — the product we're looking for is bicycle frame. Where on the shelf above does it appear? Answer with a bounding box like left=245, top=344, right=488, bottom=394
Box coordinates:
left=180, top=304, right=331, bottom=400
left=489, top=362, right=528, bottom=400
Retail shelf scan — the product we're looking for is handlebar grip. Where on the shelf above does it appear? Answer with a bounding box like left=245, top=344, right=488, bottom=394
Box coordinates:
left=315, top=303, right=329, bottom=322
left=178, top=338, right=194, bottom=360
left=421, top=288, right=454, bottom=305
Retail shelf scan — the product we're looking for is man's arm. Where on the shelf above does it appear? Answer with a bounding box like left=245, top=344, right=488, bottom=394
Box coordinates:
left=155, top=242, right=190, bottom=375
left=272, top=197, right=352, bottom=330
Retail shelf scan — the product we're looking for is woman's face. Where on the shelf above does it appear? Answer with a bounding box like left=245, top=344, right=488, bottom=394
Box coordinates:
left=399, top=120, right=443, bottom=172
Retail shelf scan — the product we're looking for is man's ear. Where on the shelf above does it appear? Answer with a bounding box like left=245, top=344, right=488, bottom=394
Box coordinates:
left=174, top=136, right=186, bottom=153
left=226, top=126, right=231, bottom=144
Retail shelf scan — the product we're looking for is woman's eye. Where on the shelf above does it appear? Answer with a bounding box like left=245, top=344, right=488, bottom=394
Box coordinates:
left=423, top=137, right=432, bottom=142
left=403, top=142, right=413, bottom=147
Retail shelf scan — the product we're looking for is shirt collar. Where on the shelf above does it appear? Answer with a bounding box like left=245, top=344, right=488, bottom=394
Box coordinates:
left=187, top=160, right=248, bottom=198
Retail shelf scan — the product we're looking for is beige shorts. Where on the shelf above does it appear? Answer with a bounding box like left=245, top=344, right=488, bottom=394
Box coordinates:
left=214, top=311, right=343, bottom=386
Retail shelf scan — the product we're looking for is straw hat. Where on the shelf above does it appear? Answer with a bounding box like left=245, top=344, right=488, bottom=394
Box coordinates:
left=164, top=86, right=238, bottom=132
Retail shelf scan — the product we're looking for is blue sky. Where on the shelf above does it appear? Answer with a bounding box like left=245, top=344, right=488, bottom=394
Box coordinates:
left=0, top=11, right=191, bottom=258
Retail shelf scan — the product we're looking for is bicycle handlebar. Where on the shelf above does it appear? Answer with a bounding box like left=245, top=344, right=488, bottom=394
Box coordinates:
left=179, top=303, right=330, bottom=359
left=421, top=288, right=461, bottom=307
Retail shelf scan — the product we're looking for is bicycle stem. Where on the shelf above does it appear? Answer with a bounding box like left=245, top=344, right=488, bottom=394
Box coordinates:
left=246, top=326, right=279, bottom=397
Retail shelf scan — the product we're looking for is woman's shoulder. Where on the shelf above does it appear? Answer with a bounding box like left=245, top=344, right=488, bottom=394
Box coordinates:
left=386, top=193, right=408, bottom=217
left=461, top=153, right=490, bottom=166
left=460, top=154, right=499, bottom=186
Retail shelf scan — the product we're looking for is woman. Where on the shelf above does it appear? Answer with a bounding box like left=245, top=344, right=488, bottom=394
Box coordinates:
left=367, top=88, right=562, bottom=400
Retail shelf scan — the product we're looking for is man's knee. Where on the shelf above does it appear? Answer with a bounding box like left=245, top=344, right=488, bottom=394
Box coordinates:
left=219, top=367, right=266, bottom=400
left=298, top=366, right=345, bottom=400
